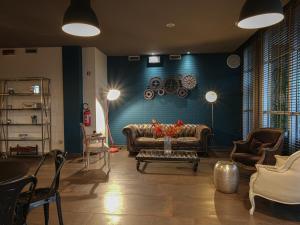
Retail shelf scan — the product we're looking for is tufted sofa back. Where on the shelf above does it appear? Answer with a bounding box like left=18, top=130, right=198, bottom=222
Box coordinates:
left=133, top=124, right=201, bottom=138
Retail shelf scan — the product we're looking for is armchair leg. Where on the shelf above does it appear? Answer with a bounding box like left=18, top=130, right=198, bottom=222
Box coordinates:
left=56, top=193, right=64, bottom=225
left=87, top=152, right=90, bottom=169
left=249, top=191, right=255, bottom=215
left=43, top=203, right=49, bottom=225
left=107, top=151, right=111, bottom=172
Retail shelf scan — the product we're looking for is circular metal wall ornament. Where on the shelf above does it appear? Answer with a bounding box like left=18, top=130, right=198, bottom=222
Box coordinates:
left=227, top=54, right=241, bottom=69
left=181, top=75, right=197, bottom=90
left=149, top=77, right=162, bottom=90
left=164, top=78, right=179, bottom=94
left=157, top=88, right=165, bottom=96
left=144, top=89, right=155, bottom=100
left=177, top=87, right=189, bottom=98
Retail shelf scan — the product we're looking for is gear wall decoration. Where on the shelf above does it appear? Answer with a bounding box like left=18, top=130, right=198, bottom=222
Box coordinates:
left=149, top=77, right=162, bottom=90
left=144, top=89, right=155, bottom=100
left=181, top=75, right=197, bottom=90
left=164, top=78, right=179, bottom=94
left=177, top=87, right=189, bottom=98
left=157, top=88, right=165, bottom=96
left=144, top=75, right=196, bottom=100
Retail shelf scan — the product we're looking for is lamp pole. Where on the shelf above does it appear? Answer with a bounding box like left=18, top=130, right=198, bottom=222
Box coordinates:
left=211, top=103, right=214, bottom=132
left=106, top=89, right=121, bottom=153
left=205, top=91, right=218, bottom=153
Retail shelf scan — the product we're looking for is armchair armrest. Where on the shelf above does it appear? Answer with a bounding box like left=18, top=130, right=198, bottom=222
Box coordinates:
left=86, top=133, right=105, bottom=144
left=232, top=140, right=250, bottom=153
left=275, top=155, right=289, bottom=168
left=255, top=163, right=278, bottom=172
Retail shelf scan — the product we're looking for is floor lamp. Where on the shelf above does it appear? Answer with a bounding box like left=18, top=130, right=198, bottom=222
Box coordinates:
left=205, top=91, right=218, bottom=132
left=106, top=89, right=121, bottom=153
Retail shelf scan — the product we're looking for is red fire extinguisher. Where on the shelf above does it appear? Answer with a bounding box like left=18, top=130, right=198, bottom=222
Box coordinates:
left=83, top=103, right=91, bottom=126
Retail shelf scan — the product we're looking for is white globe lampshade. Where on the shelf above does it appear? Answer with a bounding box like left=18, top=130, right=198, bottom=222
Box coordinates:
left=107, top=89, right=120, bottom=101
left=205, top=91, right=217, bottom=103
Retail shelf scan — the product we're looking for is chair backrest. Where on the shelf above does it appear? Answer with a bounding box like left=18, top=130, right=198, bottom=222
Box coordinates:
left=0, top=175, right=37, bottom=225
left=49, top=150, right=67, bottom=194
left=80, top=123, right=87, bottom=145
left=250, top=128, right=284, bottom=146
left=283, top=150, right=300, bottom=171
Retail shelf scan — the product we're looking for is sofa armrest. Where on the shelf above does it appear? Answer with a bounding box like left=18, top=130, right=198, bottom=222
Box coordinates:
left=122, top=125, right=138, bottom=140
left=195, top=125, right=211, bottom=142
left=122, top=125, right=139, bottom=152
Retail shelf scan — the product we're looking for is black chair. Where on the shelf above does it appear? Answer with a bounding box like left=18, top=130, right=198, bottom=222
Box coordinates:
left=18, top=150, right=67, bottom=225
left=0, top=175, right=37, bottom=225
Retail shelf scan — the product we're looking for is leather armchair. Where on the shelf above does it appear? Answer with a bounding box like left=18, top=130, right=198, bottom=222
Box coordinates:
left=230, top=128, right=284, bottom=170
left=249, top=151, right=300, bottom=215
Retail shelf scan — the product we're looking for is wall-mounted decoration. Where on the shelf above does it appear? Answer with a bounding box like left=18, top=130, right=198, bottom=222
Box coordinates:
left=164, top=78, right=179, bottom=94
left=177, top=87, right=189, bottom=98
left=145, top=75, right=197, bottom=100
left=144, top=89, right=155, bottom=100
left=157, top=88, right=165, bottom=96
left=181, top=75, right=197, bottom=90
left=227, top=54, right=241, bottom=69
left=149, top=77, right=162, bottom=90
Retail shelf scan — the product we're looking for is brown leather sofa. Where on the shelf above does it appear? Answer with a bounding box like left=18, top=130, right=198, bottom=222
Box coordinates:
left=122, top=124, right=211, bottom=154
left=230, top=128, right=284, bottom=170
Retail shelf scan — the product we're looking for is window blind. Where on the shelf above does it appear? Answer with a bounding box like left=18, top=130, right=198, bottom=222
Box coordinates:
left=242, top=44, right=255, bottom=139
left=261, top=1, right=300, bottom=153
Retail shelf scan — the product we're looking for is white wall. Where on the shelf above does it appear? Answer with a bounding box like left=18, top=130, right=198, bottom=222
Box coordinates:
left=82, top=47, right=107, bottom=137
left=95, top=49, right=107, bottom=136
left=0, top=48, right=64, bottom=153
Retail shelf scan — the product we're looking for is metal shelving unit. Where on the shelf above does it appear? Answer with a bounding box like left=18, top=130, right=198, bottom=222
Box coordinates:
left=0, top=77, right=51, bottom=156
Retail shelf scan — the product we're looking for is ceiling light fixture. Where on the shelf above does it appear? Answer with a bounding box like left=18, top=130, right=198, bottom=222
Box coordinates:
left=166, top=23, right=176, bottom=28
left=237, top=0, right=284, bottom=29
left=62, top=0, right=100, bottom=37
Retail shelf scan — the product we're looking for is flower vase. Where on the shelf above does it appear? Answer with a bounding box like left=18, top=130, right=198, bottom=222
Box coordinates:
left=164, top=136, right=172, bottom=155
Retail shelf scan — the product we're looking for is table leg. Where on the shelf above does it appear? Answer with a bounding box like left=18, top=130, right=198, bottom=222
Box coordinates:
left=136, top=161, right=140, bottom=171
left=193, top=161, right=198, bottom=172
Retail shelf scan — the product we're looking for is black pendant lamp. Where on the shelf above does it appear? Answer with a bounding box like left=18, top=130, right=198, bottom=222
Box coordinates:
left=62, top=0, right=100, bottom=37
left=237, top=0, right=284, bottom=29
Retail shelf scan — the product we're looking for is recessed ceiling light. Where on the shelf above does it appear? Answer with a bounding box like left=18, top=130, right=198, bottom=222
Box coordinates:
left=166, top=23, right=175, bottom=28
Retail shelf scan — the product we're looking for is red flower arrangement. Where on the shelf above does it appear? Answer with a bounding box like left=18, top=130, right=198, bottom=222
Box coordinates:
left=152, top=119, right=184, bottom=138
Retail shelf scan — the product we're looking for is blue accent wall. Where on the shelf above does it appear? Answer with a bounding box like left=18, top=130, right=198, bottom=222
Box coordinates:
left=108, top=54, right=242, bottom=147
left=62, top=46, right=83, bottom=154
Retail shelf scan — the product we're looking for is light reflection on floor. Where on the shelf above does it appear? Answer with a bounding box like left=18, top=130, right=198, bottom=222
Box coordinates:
left=104, top=184, right=123, bottom=214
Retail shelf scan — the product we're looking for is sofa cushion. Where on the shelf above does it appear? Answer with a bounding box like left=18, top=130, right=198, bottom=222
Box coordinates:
left=135, top=137, right=164, bottom=147
left=173, top=137, right=200, bottom=147
left=135, top=137, right=200, bottom=148
left=231, top=153, right=261, bottom=167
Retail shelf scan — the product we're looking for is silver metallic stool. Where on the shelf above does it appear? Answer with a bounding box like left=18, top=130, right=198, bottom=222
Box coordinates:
left=214, top=161, right=239, bottom=193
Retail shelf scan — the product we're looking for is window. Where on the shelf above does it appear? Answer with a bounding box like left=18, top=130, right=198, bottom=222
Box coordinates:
left=261, top=2, right=300, bottom=153
left=242, top=44, right=255, bottom=139
left=242, top=0, right=300, bottom=153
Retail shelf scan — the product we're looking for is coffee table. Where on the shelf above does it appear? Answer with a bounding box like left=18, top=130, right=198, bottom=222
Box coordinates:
left=136, top=149, right=200, bottom=172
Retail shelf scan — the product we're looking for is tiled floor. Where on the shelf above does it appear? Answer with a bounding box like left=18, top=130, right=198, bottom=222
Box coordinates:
left=26, top=150, right=300, bottom=225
